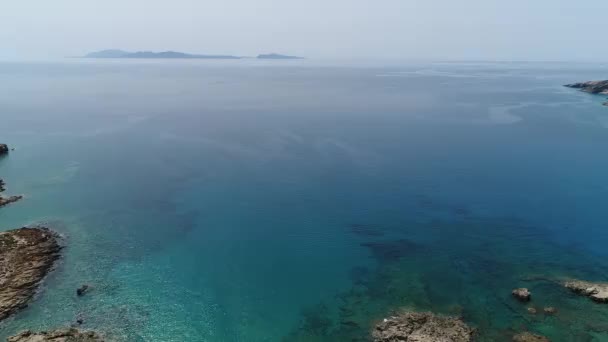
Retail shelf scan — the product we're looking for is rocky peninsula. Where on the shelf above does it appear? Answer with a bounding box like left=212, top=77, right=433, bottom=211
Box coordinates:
left=8, top=328, right=103, bottom=342
left=565, top=279, right=608, bottom=303
left=565, top=80, right=608, bottom=94
left=372, top=311, right=475, bottom=342
left=0, top=227, right=62, bottom=321
left=0, top=179, right=22, bottom=208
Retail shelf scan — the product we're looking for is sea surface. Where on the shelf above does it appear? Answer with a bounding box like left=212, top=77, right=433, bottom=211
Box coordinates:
left=0, top=59, right=607, bottom=341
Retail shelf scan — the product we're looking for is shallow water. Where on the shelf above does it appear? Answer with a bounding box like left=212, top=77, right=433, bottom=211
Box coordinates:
left=1, top=60, right=608, bottom=341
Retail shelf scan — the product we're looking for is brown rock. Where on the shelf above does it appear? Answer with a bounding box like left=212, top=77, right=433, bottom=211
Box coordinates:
left=565, top=280, right=608, bottom=303
left=0, top=227, right=62, bottom=321
left=513, top=332, right=550, bottom=342
left=8, top=328, right=103, bottom=342
left=372, top=311, right=475, bottom=342
left=512, top=288, right=531, bottom=302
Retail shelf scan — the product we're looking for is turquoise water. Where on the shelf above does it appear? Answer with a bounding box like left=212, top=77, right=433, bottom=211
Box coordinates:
left=1, top=60, right=608, bottom=341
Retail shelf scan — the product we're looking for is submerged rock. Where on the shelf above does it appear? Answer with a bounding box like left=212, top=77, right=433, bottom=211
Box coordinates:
left=565, top=80, right=608, bottom=95
left=0, top=227, right=62, bottom=321
left=543, top=307, right=557, bottom=315
left=0, top=143, right=8, bottom=155
left=565, top=280, right=608, bottom=303
left=513, top=332, right=550, bottom=342
left=77, top=284, right=90, bottom=297
left=512, top=288, right=531, bottom=302
left=526, top=307, right=537, bottom=315
left=372, top=311, right=475, bottom=342
left=8, top=328, right=103, bottom=342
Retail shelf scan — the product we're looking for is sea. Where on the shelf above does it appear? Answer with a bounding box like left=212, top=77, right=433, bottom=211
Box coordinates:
left=0, top=59, right=607, bottom=341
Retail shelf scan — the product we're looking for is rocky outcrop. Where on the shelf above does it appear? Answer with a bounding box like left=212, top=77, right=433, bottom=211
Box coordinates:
left=512, top=288, right=531, bottom=302
left=0, top=178, right=22, bottom=208
left=0, top=227, right=62, bottom=321
left=0, top=144, right=8, bottom=155
left=8, top=328, right=103, bottom=342
left=0, top=195, right=22, bottom=207
left=564, top=279, right=608, bottom=303
left=543, top=307, right=557, bottom=315
left=372, top=311, right=475, bottom=342
left=513, top=332, right=550, bottom=342
left=565, top=80, right=608, bottom=94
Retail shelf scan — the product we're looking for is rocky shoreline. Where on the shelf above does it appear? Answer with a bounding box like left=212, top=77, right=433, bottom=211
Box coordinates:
left=372, top=311, right=475, bottom=342
left=8, top=328, right=103, bottom=342
left=565, top=80, right=608, bottom=106
left=565, top=80, right=608, bottom=94
left=565, top=279, right=608, bottom=303
left=0, top=227, right=62, bottom=321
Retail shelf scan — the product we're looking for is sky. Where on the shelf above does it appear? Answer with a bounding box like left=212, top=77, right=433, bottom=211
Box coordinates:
left=1, top=0, right=607, bottom=61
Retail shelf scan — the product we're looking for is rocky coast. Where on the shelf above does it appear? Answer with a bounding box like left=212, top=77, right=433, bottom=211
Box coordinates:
left=565, top=80, right=608, bottom=94
left=0, top=227, right=62, bottom=321
left=565, top=279, right=608, bottom=303
left=372, top=311, right=475, bottom=342
left=8, top=328, right=103, bottom=342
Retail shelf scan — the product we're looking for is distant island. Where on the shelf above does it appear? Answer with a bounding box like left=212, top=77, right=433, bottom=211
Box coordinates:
left=84, top=49, right=242, bottom=59
left=257, top=53, right=304, bottom=60
left=83, top=50, right=305, bottom=60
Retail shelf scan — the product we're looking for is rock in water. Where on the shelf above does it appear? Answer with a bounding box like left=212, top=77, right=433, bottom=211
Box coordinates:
left=0, top=227, right=62, bottom=321
left=0, top=178, right=22, bottom=208
left=0, top=144, right=8, bottom=155
left=564, top=80, right=608, bottom=94
left=77, top=284, right=90, bottom=296
left=512, top=288, right=531, bottom=302
left=372, top=311, right=475, bottom=342
left=0, top=195, right=23, bottom=207
left=565, top=280, right=608, bottom=303
left=513, top=332, right=550, bottom=342
left=543, top=307, right=557, bottom=315
left=8, top=328, right=103, bottom=342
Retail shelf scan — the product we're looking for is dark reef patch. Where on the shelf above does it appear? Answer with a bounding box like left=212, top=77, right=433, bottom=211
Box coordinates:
left=361, top=239, right=426, bottom=263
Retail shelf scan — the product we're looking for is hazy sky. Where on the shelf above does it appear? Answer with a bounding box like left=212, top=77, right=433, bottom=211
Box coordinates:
left=1, top=0, right=607, bottom=61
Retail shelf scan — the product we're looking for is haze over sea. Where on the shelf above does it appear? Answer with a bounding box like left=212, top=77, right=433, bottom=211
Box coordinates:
left=1, top=59, right=608, bottom=341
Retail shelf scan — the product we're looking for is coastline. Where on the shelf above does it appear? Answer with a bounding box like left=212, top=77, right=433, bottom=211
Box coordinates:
left=0, top=227, right=62, bottom=321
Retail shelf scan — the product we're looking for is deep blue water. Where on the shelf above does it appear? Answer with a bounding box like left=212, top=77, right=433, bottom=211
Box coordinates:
left=1, top=60, right=608, bottom=341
